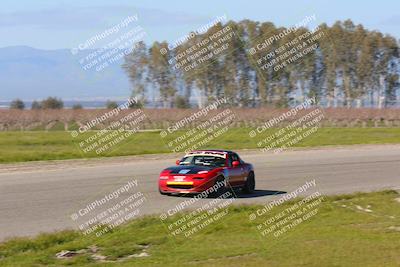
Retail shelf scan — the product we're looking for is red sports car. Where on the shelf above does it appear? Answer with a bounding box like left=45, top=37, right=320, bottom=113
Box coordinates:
left=158, top=150, right=255, bottom=196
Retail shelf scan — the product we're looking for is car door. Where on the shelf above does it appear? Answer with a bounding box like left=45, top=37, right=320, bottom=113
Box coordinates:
left=226, top=153, right=243, bottom=187
left=233, top=153, right=248, bottom=185
left=235, top=153, right=248, bottom=185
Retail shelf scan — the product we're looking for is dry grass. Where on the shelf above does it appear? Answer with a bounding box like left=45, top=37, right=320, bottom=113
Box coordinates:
left=1, top=108, right=400, bottom=131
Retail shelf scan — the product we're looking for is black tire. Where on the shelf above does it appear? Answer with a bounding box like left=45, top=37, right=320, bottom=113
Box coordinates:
left=242, top=172, right=255, bottom=194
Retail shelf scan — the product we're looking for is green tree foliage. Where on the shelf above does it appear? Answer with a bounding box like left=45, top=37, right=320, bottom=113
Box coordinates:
left=72, top=104, right=83, bottom=110
left=149, top=42, right=176, bottom=108
left=41, top=97, right=64, bottom=109
left=128, top=99, right=144, bottom=109
left=9, top=99, right=25, bottom=110
left=31, top=100, right=41, bottom=110
left=106, top=100, right=118, bottom=109
left=122, top=42, right=148, bottom=105
left=124, top=20, right=400, bottom=108
left=174, top=95, right=190, bottom=108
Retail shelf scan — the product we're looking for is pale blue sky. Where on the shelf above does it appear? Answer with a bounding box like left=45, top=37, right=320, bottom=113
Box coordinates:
left=1, top=0, right=399, bottom=49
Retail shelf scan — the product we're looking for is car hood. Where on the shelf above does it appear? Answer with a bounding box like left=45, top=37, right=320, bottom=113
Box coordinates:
left=165, top=165, right=216, bottom=174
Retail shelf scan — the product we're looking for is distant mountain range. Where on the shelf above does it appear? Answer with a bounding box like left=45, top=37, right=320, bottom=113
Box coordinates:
left=0, top=46, right=131, bottom=101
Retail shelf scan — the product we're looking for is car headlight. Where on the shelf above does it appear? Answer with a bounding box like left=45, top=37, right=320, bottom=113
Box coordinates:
left=197, top=170, right=208, bottom=174
left=159, top=175, right=169, bottom=180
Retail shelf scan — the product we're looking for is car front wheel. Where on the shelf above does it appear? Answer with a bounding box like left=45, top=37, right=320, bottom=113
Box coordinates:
left=242, top=172, right=255, bottom=194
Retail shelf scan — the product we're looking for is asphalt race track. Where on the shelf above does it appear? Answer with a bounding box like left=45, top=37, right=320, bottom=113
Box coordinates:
left=0, top=144, right=399, bottom=241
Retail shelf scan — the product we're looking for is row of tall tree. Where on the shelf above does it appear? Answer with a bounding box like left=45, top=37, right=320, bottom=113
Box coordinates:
left=9, top=98, right=120, bottom=110
left=9, top=97, right=64, bottom=110
left=123, top=19, right=400, bottom=108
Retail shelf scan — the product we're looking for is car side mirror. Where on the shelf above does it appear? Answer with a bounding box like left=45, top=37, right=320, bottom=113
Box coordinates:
left=176, top=160, right=181, bottom=165
left=232, top=161, right=240, bottom=167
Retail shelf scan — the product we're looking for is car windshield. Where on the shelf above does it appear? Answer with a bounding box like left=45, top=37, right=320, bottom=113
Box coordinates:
left=179, top=155, right=226, bottom=167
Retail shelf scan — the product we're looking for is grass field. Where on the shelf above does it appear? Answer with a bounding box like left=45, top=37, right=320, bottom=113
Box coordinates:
left=1, top=127, right=400, bottom=163
left=1, top=190, right=399, bottom=266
